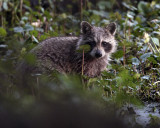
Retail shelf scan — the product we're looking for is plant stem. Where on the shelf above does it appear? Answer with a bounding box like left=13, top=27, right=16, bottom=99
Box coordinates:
left=37, top=77, right=39, bottom=90
left=20, top=0, right=23, bottom=17
left=80, top=0, right=83, bottom=21
left=0, top=1, right=2, bottom=27
left=1, top=14, right=3, bottom=27
left=123, top=45, right=126, bottom=66
left=152, top=41, right=160, bottom=53
left=148, top=42, right=156, bottom=53
left=128, top=27, right=131, bottom=40
left=82, top=49, right=84, bottom=75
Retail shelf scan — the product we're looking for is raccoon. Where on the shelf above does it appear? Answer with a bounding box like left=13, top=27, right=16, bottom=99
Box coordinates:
left=27, top=21, right=117, bottom=77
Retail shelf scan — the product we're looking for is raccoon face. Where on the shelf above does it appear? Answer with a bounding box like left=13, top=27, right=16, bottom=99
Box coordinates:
left=77, top=21, right=117, bottom=59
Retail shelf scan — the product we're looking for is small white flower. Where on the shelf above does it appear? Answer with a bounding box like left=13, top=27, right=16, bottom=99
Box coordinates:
left=143, top=32, right=150, bottom=43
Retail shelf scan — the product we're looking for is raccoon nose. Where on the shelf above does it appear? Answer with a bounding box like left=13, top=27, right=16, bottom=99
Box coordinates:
left=95, top=50, right=102, bottom=58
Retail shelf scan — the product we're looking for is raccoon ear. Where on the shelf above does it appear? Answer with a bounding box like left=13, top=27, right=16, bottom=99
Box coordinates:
left=105, top=22, right=117, bottom=35
left=81, top=21, right=92, bottom=34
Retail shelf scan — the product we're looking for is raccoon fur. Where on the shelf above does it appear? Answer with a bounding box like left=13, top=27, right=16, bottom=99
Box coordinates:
left=26, top=21, right=117, bottom=77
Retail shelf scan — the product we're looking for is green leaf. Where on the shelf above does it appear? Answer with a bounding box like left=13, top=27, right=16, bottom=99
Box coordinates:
left=113, top=50, right=123, bottom=59
left=39, top=35, right=48, bottom=41
left=90, top=10, right=109, bottom=18
left=122, top=2, right=137, bottom=11
left=152, top=31, right=160, bottom=35
left=141, top=75, right=150, bottom=80
left=61, top=13, right=67, bottom=19
left=151, top=37, right=159, bottom=46
left=132, top=58, right=140, bottom=65
left=148, top=57, right=157, bottom=64
left=138, top=1, right=149, bottom=15
left=0, top=27, right=7, bottom=37
left=21, top=47, right=27, bottom=55
left=48, top=0, right=54, bottom=9
left=14, top=27, right=24, bottom=33
left=3, top=2, right=8, bottom=11
left=32, top=35, right=39, bottom=43
left=117, top=69, right=136, bottom=88
left=22, top=16, right=29, bottom=21
left=97, top=1, right=113, bottom=10
left=76, top=44, right=91, bottom=53
left=29, top=30, right=38, bottom=37
left=140, top=52, right=152, bottom=62
left=133, top=73, right=140, bottom=79
left=24, top=24, right=34, bottom=31
left=0, top=44, right=8, bottom=48
left=115, top=92, right=142, bottom=106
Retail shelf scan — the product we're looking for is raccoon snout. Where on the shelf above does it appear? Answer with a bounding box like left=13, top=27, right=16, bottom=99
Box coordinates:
left=95, top=50, right=102, bottom=58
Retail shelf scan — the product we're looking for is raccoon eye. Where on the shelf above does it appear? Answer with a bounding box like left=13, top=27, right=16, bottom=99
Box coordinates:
left=102, top=41, right=110, bottom=46
left=102, top=41, right=112, bottom=52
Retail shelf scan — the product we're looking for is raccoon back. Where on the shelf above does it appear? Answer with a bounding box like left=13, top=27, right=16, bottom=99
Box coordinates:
left=31, top=36, right=79, bottom=73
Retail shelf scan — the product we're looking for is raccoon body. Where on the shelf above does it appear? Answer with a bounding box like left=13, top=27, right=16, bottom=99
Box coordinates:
left=28, top=21, right=117, bottom=77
